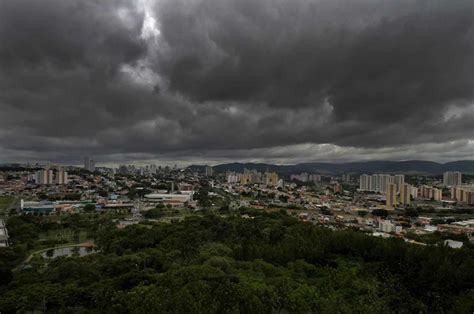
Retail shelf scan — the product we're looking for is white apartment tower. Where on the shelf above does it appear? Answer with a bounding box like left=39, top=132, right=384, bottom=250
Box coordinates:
left=443, top=171, right=462, bottom=187
left=55, top=169, right=68, bottom=185
left=380, top=174, right=394, bottom=194
left=359, top=174, right=370, bottom=191
left=35, top=169, right=53, bottom=185
left=205, top=165, right=213, bottom=177
left=394, top=174, right=405, bottom=192
left=84, top=156, right=96, bottom=172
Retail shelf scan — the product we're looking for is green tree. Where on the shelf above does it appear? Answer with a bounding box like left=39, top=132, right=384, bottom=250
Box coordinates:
left=404, top=207, right=419, bottom=217
left=372, top=209, right=388, bottom=218
left=46, top=249, right=54, bottom=258
left=195, top=187, right=211, bottom=208
left=83, top=204, right=96, bottom=212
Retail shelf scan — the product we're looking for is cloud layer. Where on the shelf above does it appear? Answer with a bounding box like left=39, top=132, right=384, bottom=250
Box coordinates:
left=0, top=0, right=473, bottom=165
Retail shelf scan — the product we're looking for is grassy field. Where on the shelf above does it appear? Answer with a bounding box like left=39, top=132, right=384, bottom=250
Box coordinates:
left=0, top=196, right=16, bottom=216
left=38, top=228, right=90, bottom=244
left=0, top=196, right=15, bottom=208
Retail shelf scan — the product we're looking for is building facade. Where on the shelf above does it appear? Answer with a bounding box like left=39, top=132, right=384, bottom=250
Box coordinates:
left=399, top=183, right=411, bottom=205
left=35, top=169, right=53, bottom=185
left=386, top=183, right=397, bottom=209
left=443, top=171, right=462, bottom=187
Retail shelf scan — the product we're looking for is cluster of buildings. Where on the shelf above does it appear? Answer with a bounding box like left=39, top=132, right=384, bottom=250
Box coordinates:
left=1, top=159, right=474, bottom=250
left=17, top=174, right=198, bottom=214
left=143, top=182, right=195, bottom=208
left=418, top=185, right=443, bottom=201
left=359, top=174, right=406, bottom=193
left=34, top=168, right=69, bottom=185
left=437, top=219, right=474, bottom=237
left=360, top=172, right=467, bottom=208
left=117, top=164, right=177, bottom=176
left=384, top=182, right=414, bottom=208
left=226, top=169, right=280, bottom=186
left=298, top=206, right=474, bottom=247
left=144, top=192, right=193, bottom=208
left=290, top=173, right=322, bottom=183
left=20, top=199, right=93, bottom=214
left=85, top=156, right=180, bottom=177
left=450, top=186, right=474, bottom=205
left=359, top=174, right=415, bottom=208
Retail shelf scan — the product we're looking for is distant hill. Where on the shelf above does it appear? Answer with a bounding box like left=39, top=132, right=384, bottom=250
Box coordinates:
left=189, top=160, right=474, bottom=175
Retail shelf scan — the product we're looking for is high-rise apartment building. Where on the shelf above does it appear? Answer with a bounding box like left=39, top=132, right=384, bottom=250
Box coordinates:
left=419, top=185, right=443, bottom=201
left=291, top=173, right=309, bottom=182
left=241, top=169, right=262, bottom=185
left=380, top=174, right=393, bottom=194
left=309, top=174, right=322, bottom=183
left=443, top=171, right=462, bottom=187
left=394, top=174, right=405, bottom=192
left=451, top=186, right=464, bottom=202
left=263, top=172, right=279, bottom=186
left=35, top=169, right=53, bottom=185
left=399, top=183, right=411, bottom=205
left=342, top=174, right=351, bottom=182
left=450, top=186, right=474, bottom=204
left=55, top=169, right=68, bottom=185
left=84, top=156, right=90, bottom=170
left=369, top=174, right=377, bottom=191
left=468, top=191, right=474, bottom=205
left=370, top=174, right=393, bottom=193
left=432, top=188, right=443, bottom=201
left=418, top=185, right=430, bottom=199
left=360, top=174, right=410, bottom=198
left=359, top=174, right=370, bottom=191
left=360, top=174, right=398, bottom=193
left=386, top=183, right=397, bottom=209
left=205, top=165, right=213, bottom=177
left=226, top=172, right=241, bottom=184
left=84, top=156, right=96, bottom=172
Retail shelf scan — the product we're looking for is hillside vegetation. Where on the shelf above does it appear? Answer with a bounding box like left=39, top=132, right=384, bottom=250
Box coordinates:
left=1, top=211, right=473, bottom=313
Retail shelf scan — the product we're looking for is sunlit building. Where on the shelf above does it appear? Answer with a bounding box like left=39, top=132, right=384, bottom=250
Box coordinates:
left=386, top=183, right=397, bottom=209
left=399, top=183, right=411, bottom=205
left=263, top=172, right=279, bottom=186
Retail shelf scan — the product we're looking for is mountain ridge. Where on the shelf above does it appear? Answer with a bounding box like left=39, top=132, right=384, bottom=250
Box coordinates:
left=188, top=160, right=474, bottom=175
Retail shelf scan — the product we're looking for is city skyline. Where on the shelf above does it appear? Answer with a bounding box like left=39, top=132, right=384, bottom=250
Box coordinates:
left=1, top=1, right=474, bottom=164
left=1, top=1, right=474, bottom=311
left=4, top=157, right=474, bottom=170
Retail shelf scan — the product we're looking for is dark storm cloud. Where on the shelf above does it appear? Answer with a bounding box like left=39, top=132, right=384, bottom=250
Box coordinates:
left=0, top=0, right=145, bottom=70
left=155, top=0, right=474, bottom=142
left=0, top=0, right=473, bottom=164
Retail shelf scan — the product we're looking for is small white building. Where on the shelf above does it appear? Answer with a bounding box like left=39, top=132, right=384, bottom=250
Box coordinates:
left=444, top=239, right=463, bottom=249
left=145, top=193, right=193, bottom=208
left=378, top=220, right=395, bottom=233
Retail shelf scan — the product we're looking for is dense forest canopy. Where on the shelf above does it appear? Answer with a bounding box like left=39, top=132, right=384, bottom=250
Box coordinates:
left=1, top=210, right=474, bottom=313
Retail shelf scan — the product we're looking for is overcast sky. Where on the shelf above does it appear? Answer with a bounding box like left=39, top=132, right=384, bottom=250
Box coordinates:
left=0, top=0, right=473, bottom=166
